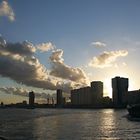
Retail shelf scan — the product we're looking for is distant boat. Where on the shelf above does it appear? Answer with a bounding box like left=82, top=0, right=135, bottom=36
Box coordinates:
left=127, top=104, right=140, bottom=118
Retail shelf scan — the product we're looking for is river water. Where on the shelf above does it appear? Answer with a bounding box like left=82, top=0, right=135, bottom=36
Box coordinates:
left=0, top=108, right=140, bottom=140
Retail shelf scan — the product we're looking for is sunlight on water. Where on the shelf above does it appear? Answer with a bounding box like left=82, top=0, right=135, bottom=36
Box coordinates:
left=0, top=109, right=140, bottom=140
left=99, top=110, right=117, bottom=139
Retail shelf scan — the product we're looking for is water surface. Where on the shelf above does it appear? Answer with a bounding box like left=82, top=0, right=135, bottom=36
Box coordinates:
left=0, top=108, right=139, bottom=140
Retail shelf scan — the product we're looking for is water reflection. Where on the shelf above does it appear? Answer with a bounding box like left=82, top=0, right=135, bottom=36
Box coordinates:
left=1, top=109, right=140, bottom=139
left=99, top=109, right=117, bottom=139
left=33, top=109, right=120, bottom=139
left=33, top=109, right=85, bottom=139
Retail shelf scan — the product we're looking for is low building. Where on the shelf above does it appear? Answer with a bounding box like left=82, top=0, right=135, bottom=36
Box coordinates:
left=127, top=90, right=140, bottom=104
left=71, top=81, right=103, bottom=106
left=71, top=87, right=92, bottom=105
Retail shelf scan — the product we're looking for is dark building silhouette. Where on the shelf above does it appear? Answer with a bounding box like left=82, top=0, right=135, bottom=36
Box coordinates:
left=1, top=102, right=4, bottom=107
left=91, top=81, right=103, bottom=104
left=71, top=81, right=103, bottom=106
left=22, top=100, right=27, bottom=105
left=56, top=89, right=63, bottom=105
left=62, top=97, right=66, bottom=105
left=71, top=86, right=91, bottom=105
left=112, top=76, right=128, bottom=107
left=47, top=98, right=50, bottom=104
left=52, top=98, right=54, bottom=105
left=127, top=90, right=140, bottom=104
left=29, top=91, right=35, bottom=106
left=102, top=96, right=112, bottom=107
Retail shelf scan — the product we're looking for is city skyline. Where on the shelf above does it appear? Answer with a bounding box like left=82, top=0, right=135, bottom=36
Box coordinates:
left=0, top=0, right=140, bottom=103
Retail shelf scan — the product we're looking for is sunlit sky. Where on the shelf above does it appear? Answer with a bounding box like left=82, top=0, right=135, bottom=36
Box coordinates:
left=0, top=0, right=140, bottom=103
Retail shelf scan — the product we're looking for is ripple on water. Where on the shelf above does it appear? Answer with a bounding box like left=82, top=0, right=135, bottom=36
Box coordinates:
left=0, top=109, right=140, bottom=139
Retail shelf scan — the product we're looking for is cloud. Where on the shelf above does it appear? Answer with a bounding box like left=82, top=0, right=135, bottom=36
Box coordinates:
left=91, top=41, right=106, bottom=47
left=0, top=87, right=29, bottom=96
left=0, top=50, right=56, bottom=90
left=0, top=37, right=57, bottom=91
left=50, top=49, right=64, bottom=63
left=0, top=87, right=55, bottom=99
left=0, top=36, right=88, bottom=93
left=89, top=50, right=128, bottom=68
left=37, top=42, right=55, bottom=52
left=122, top=62, right=127, bottom=66
left=0, top=37, right=36, bottom=56
left=0, top=1, right=15, bottom=21
left=50, top=49, right=88, bottom=84
left=0, top=36, right=6, bottom=45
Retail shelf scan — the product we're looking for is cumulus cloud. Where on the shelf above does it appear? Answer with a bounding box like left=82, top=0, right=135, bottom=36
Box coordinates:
left=122, top=62, right=127, bottom=66
left=0, top=36, right=87, bottom=93
left=0, top=1, right=15, bottom=21
left=0, top=50, right=56, bottom=90
left=0, top=37, right=36, bottom=56
left=89, top=50, right=128, bottom=68
left=0, top=37, right=57, bottom=91
left=50, top=49, right=64, bottom=63
left=50, top=49, right=88, bottom=84
left=37, top=42, right=55, bottom=52
left=0, top=36, right=6, bottom=45
left=0, top=87, right=55, bottom=99
left=0, top=87, right=29, bottom=96
left=91, top=41, right=106, bottom=47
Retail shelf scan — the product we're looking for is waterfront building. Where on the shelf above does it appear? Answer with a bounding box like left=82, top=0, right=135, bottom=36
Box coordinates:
left=1, top=102, right=4, bottom=107
left=112, top=76, right=128, bottom=107
left=127, top=90, right=140, bottom=104
left=90, top=81, right=103, bottom=105
left=71, top=89, right=78, bottom=105
left=84, top=86, right=91, bottom=104
left=56, top=89, right=63, bottom=105
left=22, top=100, right=27, bottom=105
left=29, top=91, right=35, bottom=106
left=62, top=97, right=66, bottom=105
left=71, top=86, right=91, bottom=105
left=71, top=81, right=103, bottom=106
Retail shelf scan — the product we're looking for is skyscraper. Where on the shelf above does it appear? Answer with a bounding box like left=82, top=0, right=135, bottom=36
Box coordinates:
left=112, top=77, right=128, bottom=107
left=90, top=81, right=103, bottom=104
left=56, top=89, right=63, bottom=105
left=29, top=91, right=35, bottom=106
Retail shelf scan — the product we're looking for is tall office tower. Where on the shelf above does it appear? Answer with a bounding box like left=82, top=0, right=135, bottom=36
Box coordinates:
left=112, top=76, right=128, bottom=107
left=56, top=89, right=63, bottom=105
left=29, top=91, right=35, bottom=106
left=90, top=81, right=103, bottom=104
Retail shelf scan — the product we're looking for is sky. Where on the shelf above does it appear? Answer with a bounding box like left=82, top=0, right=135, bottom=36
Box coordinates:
left=0, top=0, right=140, bottom=103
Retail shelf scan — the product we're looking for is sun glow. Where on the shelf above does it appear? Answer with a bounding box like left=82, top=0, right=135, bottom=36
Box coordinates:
left=103, top=76, right=139, bottom=98
left=128, top=78, right=139, bottom=91
left=104, top=79, right=112, bottom=98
